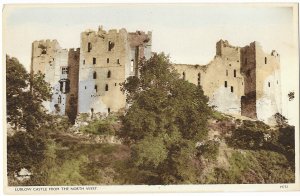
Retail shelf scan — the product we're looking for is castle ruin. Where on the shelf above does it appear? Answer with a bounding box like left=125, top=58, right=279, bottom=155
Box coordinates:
left=31, top=26, right=282, bottom=124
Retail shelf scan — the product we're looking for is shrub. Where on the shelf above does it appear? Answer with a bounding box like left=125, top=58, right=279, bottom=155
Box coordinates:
left=79, top=118, right=115, bottom=135
left=197, top=140, right=220, bottom=161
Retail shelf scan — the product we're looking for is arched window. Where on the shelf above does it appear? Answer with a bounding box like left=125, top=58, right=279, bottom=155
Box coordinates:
left=93, top=71, right=97, bottom=79
left=107, top=70, right=111, bottom=78
left=94, top=85, right=98, bottom=92
left=265, top=57, right=267, bottom=64
left=105, top=84, right=109, bottom=91
left=183, top=72, right=186, bottom=80
left=58, top=95, right=61, bottom=104
left=234, top=69, right=236, bottom=77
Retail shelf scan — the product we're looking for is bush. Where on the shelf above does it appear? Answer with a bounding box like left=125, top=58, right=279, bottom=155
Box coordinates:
left=227, top=120, right=271, bottom=150
left=79, top=118, right=115, bottom=135
left=7, top=131, right=47, bottom=185
left=206, top=150, right=295, bottom=184
left=197, top=140, right=220, bottom=161
left=278, top=125, right=295, bottom=165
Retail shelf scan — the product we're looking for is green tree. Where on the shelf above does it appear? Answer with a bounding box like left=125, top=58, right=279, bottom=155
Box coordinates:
left=6, top=55, right=52, bottom=185
left=119, top=53, right=212, bottom=184
left=6, top=55, right=52, bottom=132
left=6, top=56, right=29, bottom=128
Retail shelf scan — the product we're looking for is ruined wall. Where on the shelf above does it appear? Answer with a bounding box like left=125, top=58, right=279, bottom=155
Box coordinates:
left=66, top=48, right=80, bottom=119
left=240, top=42, right=257, bottom=119
left=174, top=40, right=282, bottom=124
left=255, top=44, right=281, bottom=123
left=31, top=40, right=77, bottom=115
left=31, top=29, right=282, bottom=125
left=128, top=31, right=152, bottom=77
left=78, top=28, right=127, bottom=115
left=240, top=42, right=282, bottom=123
left=31, top=39, right=61, bottom=85
left=174, top=40, right=244, bottom=115
left=78, top=26, right=151, bottom=115
left=50, top=49, right=69, bottom=115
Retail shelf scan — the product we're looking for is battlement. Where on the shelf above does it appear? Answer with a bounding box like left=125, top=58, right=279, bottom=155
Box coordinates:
left=216, top=39, right=239, bottom=57
left=128, top=30, right=152, bottom=47
left=33, top=39, right=59, bottom=45
left=82, top=26, right=130, bottom=37
left=69, top=48, right=80, bottom=52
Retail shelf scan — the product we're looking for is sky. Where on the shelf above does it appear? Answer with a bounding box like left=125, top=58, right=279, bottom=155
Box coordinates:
left=3, top=3, right=299, bottom=125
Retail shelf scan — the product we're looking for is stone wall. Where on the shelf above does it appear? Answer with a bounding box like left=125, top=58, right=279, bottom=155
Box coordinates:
left=78, top=28, right=129, bottom=115
left=240, top=42, right=257, bottom=119
left=31, top=28, right=282, bottom=125
left=174, top=40, right=244, bottom=116
left=78, top=26, right=151, bottom=116
left=65, top=48, right=80, bottom=119
left=174, top=40, right=282, bottom=124
left=255, top=44, right=282, bottom=123
left=31, top=40, right=79, bottom=115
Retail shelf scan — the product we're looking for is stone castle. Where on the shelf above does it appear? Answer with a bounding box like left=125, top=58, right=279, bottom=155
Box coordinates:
left=31, top=26, right=282, bottom=124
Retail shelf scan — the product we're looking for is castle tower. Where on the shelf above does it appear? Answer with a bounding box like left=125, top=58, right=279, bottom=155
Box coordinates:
left=241, top=42, right=282, bottom=123
left=173, top=40, right=245, bottom=116
left=31, top=40, right=80, bottom=115
left=78, top=26, right=152, bottom=115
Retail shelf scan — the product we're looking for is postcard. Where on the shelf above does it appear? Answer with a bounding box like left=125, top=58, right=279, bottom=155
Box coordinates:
left=2, top=3, right=299, bottom=194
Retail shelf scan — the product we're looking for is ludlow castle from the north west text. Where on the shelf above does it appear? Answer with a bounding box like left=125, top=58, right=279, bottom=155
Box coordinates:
left=31, top=26, right=282, bottom=124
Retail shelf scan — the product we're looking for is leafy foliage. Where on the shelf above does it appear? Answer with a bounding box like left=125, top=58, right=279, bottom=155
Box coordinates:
left=6, top=55, right=52, bottom=132
left=6, top=55, right=52, bottom=184
left=196, top=140, right=220, bottom=161
left=7, top=132, right=47, bottom=175
left=119, top=53, right=212, bottom=184
left=227, top=120, right=271, bottom=150
left=79, top=115, right=117, bottom=135
left=278, top=125, right=295, bottom=165
left=208, top=150, right=294, bottom=184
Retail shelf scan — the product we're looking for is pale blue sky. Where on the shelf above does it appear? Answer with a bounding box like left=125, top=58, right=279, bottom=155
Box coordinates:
left=3, top=4, right=298, bottom=124
left=4, top=4, right=294, bottom=66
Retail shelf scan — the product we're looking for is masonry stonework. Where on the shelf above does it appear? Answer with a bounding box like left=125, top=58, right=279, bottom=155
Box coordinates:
left=31, top=26, right=282, bottom=124
left=173, top=40, right=282, bottom=124
left=31, top=40, right=80, bottom=115
left=78, top=27, right=152, bottom=116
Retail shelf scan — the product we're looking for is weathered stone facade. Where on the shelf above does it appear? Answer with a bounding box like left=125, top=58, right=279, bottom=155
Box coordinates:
left=31, top=39, right=80, bottom=115
left=31, top=27, right=281, bottom=124
left=78, top=26, right=152, bottom=116
left=173, top=40, right=282, bottom=123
